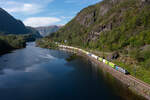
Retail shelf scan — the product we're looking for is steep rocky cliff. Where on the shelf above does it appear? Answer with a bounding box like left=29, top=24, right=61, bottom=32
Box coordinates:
left=51, top=0, right=150, bottom=51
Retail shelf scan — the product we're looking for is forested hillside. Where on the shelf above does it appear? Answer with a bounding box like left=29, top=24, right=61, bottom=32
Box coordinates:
left=0, top=35, right=26, bottom=55
left=50, top=0, right=150, bottom=66
left=45, top=0, right=150, bottom=83
left=51, top=0, right=150, bottom=49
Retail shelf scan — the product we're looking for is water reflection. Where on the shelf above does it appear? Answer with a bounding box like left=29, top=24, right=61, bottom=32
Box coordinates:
left=0, top=42, right=145, bottom=100
left=0, top=42, right=70, bottom=74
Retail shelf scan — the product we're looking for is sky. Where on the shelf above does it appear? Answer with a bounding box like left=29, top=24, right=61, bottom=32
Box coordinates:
left=0, top=0, right=102, bottom=27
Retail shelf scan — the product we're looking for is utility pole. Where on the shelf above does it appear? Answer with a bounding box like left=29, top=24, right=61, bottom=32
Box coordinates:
left=134, top=65, right=136, bottom=77
left=102, top=32, right=104, bottom=59
left=133, top=42, right=136, bottom=77
left=103, top=43, right=104, bottom=58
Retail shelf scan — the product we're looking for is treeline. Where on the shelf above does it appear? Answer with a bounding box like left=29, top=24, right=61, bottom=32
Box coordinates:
left=0, top=35, right=26, bottom=55
left=36, top=38, right=58, bottom=49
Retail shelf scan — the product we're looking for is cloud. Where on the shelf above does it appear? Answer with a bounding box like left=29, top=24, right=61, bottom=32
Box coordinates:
left=0, top=0, right=54, bottom=15
left=64, top=0, right=101, bottom=5
left=23, top=17, right=61, bottom=27
left=4, top=3, right=42, bottom=15
left=60, top=16, right=73, bottom=19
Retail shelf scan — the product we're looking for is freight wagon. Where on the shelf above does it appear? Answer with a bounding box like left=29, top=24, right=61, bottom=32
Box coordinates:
left=98, top=57, right=103, bottom=62
left=109, top=62, right=115, bottom=69
left=59, top=45, right=129, bottom=75
left=103, top=59, right=106, bottom=63
left=105, top=60, right=109, bottom=65
left=91, top=54, right=98, bottom=59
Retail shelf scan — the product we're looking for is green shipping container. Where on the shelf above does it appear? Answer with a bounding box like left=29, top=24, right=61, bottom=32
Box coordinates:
left=82, top=50, right=87, bottom=54
left=105, top=60, right=109, bottom=65
left=98, top=57, right=103, bottom=62
left=109, top=62, right=115, bottom=68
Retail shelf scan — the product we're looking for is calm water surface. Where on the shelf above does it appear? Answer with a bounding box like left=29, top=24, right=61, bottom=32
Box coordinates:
left=0, top=42, right=144, bottom=100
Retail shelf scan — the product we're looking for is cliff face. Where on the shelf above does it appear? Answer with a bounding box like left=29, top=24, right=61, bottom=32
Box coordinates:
left=51, top=0, right=150, bottom=50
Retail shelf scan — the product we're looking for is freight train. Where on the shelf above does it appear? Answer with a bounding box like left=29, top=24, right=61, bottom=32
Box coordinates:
left=59, top=45, right=129, bottom=75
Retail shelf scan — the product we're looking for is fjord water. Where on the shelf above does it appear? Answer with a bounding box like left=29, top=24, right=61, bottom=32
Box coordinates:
left=0, top=42, right=143, bottom=100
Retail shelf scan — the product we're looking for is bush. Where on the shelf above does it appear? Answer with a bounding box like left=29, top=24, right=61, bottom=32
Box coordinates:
left=141, top=59, right=150, bottom=69
left=0, top=35, right=26, bottom=54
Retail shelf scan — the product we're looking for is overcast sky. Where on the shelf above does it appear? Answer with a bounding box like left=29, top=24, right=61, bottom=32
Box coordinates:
left=0, top=0, right=101, bottom=27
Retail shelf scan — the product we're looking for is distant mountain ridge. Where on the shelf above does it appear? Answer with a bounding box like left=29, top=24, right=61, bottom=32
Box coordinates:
left=0, top=8, right=41, bottom=38
left=0, top=8, right=28, bottom=34
left=36, top=25, right=61, bottom=37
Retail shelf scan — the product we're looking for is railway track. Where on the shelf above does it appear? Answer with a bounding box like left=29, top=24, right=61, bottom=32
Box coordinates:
left=128, top=75, right=150, bottom=89
left=59, top=44, right=150, bottom=99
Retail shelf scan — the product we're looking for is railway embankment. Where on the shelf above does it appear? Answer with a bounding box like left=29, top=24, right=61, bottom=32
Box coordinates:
left=59, top=45, right=150, bottom=100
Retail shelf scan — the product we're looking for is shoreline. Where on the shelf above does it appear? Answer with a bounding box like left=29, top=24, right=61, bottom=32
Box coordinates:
left=59, top=45, right=150, bottom=100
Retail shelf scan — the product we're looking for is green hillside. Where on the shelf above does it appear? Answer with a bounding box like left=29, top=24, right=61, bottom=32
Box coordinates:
left=51, top=0, right=150, bottom=49
left=50, top=0, right=150, bottom=67
left=39, top=0, right=150, bottom=83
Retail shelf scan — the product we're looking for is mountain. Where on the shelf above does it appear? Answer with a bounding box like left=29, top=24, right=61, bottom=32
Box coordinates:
left=0, top=8, right=41, bottom=38
left=36, top=25, right=61, bottom=37
left=0, top=8, right=28, bottom=34
left=0, top=8, right=42, bottom=55
left=26, top=26, right=42, bottom=38
left=47, top=0, right=150, bottom=83
left=51, top=0, right=150, bottom=51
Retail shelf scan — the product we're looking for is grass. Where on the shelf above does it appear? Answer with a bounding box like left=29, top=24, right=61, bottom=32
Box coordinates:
left=113, top=61, right=150, bottom=84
